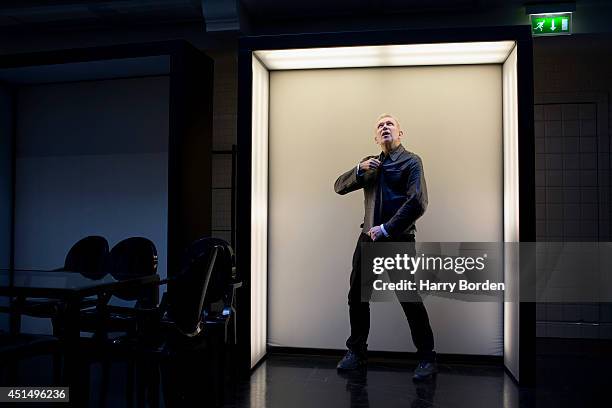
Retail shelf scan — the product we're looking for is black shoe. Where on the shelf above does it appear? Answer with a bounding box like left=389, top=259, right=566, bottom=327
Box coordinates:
left=412, top=360, right=438, bottom=381
left=337, top=350, right=367, bottom=370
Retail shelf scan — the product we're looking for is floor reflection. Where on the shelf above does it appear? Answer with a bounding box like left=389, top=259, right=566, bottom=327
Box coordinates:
left=7, top=339, right=610, bottom=408
left=224, top=354, right=508, bottom=408
left=336, top=367, right=439, bottom=408
left=411, top=378, right=437, bottom=408
left=337, top=368, right=370, bottom=407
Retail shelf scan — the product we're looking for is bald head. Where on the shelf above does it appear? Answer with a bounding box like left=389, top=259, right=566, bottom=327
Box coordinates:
left=374, top=113, right=403, bottom=153
left=375, top=113, right=401, bottom=131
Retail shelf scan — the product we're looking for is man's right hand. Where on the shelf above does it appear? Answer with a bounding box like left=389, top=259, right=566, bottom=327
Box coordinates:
left=359, top=157, right=381, bottom=172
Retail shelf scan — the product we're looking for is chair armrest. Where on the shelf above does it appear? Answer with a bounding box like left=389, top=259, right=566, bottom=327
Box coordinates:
left=157, top=292, right=169, bottom=317
left=132, top=292, right=169, bottom=324
left=104, top=305, right=138, bottom=316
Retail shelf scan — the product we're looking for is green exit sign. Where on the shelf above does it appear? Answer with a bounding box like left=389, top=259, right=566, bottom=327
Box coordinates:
left=531, top=13, right=572, bottom=36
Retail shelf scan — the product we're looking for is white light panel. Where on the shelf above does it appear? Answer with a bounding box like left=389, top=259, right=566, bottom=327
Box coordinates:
left=502, top=45, right=521, bottom=382
left=503, top=45, right=519, bottom=243
left=255, top=41, right=516, bottom=71
left=251, top=40, right=522, bottom=376
left=251, top=57, right=269, bottom=369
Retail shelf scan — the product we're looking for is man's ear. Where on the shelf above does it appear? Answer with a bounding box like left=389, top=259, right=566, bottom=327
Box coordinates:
left=399, top=130, right=404, bottom=138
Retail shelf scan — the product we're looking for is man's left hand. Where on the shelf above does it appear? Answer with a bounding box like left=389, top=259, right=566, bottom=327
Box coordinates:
left=368, top=226, right=384, bottom=241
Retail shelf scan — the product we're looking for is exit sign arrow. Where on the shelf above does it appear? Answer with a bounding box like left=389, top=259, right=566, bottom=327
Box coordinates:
left=531, top=12, right=572, bottom=36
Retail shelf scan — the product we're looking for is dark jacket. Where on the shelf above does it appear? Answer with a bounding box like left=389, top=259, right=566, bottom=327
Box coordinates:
left=334, top=144, right=428, bottom=238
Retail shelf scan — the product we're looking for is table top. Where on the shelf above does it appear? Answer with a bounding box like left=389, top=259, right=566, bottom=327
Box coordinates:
left=0, top=268, right=160, bottom=298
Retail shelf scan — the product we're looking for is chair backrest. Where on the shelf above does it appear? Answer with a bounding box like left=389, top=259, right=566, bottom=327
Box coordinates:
left=64, top=236, right=109, bottom=279
left=182, top=237, right=234, bottom=310
left=206, top=238, right=235, bottom=308
left=168, top=241, right=220, bottom=337
left=109, top=237, right=158, bottom=304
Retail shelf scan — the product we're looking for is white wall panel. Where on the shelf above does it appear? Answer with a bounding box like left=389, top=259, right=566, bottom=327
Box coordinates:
left=267, top=65, right=504, bottom=355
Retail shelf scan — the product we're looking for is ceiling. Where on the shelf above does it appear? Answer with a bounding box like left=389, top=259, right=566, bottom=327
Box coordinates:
left=242, top=0, right=505, bottom=19
left=0, top=0, right=202, bottom=30
left=0, top=0, right=574, bottom=32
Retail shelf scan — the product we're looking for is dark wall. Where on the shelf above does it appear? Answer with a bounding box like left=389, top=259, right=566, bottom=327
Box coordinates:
left=0, top=84, right=12, bottom=270
left=0, top=83, right=13, bottom=332
left=14, top=77, right=169, bottom=274
left=13, top=76, right=170, bottom=334
left=534, top=33, right=612, bottom=339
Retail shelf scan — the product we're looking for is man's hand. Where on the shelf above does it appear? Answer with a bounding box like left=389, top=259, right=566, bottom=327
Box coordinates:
left=368, top=225, right=384, bottom=241
left=359, top=157, right=381, bottom=172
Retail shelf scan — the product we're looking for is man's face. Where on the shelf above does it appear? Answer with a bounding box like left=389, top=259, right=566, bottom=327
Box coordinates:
left=375, top=116, right=402, bottom=148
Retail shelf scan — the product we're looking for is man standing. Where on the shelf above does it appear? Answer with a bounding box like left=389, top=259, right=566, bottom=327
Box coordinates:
left=334, top=113, right=437, bottom=381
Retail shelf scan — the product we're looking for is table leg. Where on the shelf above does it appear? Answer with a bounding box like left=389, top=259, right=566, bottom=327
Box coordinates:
left=61, top=297, right=89, bottom=407
left=9, top=296, right=23, bottom=335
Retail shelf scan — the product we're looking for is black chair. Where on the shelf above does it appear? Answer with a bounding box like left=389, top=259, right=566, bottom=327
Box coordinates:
left=103, top=238, right=222, bottom=407
left=93, top=238, right=236, bottom=407
left=75, top=237, right=159, bottom=407
left=11, top=236, right=110, bottom=336
left=61, top=235, right=110, bottom=279
left=154, top=238, right=239, bottom=406
left=108, top=236, right=159, bottom=308
left=166, top=239, right=221, bottom=337
left=81, top=237, right=158, bottom=338
left=191, top=237, right=241, bottom=344
left=159, top=239, right=230, bottom=407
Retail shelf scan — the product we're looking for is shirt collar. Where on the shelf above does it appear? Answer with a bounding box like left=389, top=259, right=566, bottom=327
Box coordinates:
left=381, top=144, right=405, bottom=162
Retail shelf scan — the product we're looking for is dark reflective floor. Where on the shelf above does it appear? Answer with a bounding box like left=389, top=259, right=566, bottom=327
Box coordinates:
left=224, top=339, right=611, bottom=408
left=3, top=338, right=610, bottom=407
left=532, top=338, right=611, bottom=408
left=223, top=354, right=519, bottom=408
